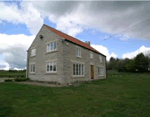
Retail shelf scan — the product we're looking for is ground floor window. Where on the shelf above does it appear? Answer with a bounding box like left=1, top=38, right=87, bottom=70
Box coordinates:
left=46, top=62, right=57, bottom=73
left=30, top=64, right=35, bottom=73
left=73, top=63, right=84, bottom=76
left=98, top=67, right=105, bottom=76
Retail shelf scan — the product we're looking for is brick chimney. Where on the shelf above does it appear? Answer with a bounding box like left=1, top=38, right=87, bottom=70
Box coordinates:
left=85, top=41, right=90, bottom=45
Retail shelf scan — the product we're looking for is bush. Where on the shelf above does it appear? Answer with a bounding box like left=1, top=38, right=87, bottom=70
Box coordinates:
left=4, top=79, right=13, bottom=82
left=14, top=78, right=29, bottom=82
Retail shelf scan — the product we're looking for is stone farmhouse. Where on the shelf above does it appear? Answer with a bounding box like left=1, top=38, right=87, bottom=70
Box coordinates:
left=26, top=24, right=106, bottom=84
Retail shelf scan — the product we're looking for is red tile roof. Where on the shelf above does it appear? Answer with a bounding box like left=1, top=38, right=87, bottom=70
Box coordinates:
left=45, top=24, right=106, bottom=56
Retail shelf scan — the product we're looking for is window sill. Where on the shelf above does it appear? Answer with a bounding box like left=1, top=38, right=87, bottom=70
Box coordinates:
left=45, top=72, right=57, bottom=75
left=29, top=72, right=35, bottom=75
left=30, top=55, right=36, bottom=58
left=72, top=75, right=85, bottom=77
left=46, top=50, right=57, bottom=54
left=76, top=56, right=82, bottom=58
left=98, top=75, right=105, bottom=76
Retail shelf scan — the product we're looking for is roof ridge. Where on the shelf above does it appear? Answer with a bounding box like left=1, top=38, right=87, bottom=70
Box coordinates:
left=44, top=24, right=106, bottom=57
left=44, top=24, right=88, bottom=46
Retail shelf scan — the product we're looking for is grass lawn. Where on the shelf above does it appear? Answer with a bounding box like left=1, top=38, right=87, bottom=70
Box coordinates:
left=0, top=73, right=150, bottom=117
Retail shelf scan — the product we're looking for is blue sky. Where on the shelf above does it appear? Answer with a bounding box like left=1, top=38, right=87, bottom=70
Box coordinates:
left=0, top=1, right=150, bottom=69
left=1, top=19, right=150, bottom=58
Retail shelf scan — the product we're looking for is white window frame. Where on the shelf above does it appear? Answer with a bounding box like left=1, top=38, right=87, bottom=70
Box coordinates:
left=90, top=52, right=93, bottom=59
left=99, top=56, right=102, bottom=63
left=30, top=63, right=35, bottom=73
left=31, top=48, right=36, bottom=57
left=72, top=62, right=84, bottom=77
left=76, top=47, right=81, bottom=57
left=98, top=66, right=105, bottom=76
left=46, top=62, right=57, bottom=73
left=47, top=41, right=57, bottom=53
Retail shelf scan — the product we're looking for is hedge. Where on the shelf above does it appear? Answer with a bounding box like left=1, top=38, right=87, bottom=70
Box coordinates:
left=4, top=79, right=13, bottom=82
left=14, top=78, right=30, bottom=82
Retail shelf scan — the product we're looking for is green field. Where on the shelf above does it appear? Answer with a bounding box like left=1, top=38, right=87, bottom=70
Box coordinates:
left=0, top=71, right=26, bottom=78
left=0, top=72, right=150, bottom=117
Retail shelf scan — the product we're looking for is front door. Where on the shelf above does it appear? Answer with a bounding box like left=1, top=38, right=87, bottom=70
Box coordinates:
left=90, top=65, right=94, bottom=79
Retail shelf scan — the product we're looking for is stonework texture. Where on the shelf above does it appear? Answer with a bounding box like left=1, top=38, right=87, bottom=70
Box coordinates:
left=27, top=25, right=106, bottom=84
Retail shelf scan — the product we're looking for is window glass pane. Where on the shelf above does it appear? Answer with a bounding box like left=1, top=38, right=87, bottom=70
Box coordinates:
left=82, top=65, right=83, bottom=75
left=79, top=64, right=81, bottom=75
left=78, top=49, right=81, bottom=56
left=98, top=67, right=104, bottom=75
left=49, top=44, right=51, bottom=51
left=33, top=65, right=35, bottom=72
left=50, top=43, right=52, bottom=50
left=47, top=44, right=50, bottom=52
left=31, top=49, right=36, bottom=56
left=54, top=42, right=56, bottom=50
left=53, top=62, right=56, bottom=71
left=80, top=49, right=81, bottom=56
left=100, top=56, right=102, bottom=63
left=72, top=63, right=84, bottom=76
left=73, top=64, right=75, bottom=75
left=31, top=65, right=32, bottom=72
left=76, top=64, right=78, bottom=75
left=76, top=48, right=81, bottom=57
left=47, top=63, right=49, bottom=72
left=50, top=63, right=52, bottom=71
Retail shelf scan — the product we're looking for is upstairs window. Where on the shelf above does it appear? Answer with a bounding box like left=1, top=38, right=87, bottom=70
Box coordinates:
left=30, top=64, right=35, bottom=73
left=90, top=52, right=93, bottom=59
left=76, top=47, right=81, bottom=57
left=31, top=49, right=36, bottom=57
left=99, top=56, right=102, bottom=63
left=46, top=62, right=57, bottom=73
left=47, top=42, right=57, bottom=52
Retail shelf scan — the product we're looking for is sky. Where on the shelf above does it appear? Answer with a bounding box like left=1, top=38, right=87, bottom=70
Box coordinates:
left=0, top=1, right=150, bottom=70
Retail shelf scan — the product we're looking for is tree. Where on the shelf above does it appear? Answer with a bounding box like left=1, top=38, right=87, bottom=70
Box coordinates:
left=110, top=57, right=116, bottom=62
left=117, top=58, right=130, bottom=72
left=134, top=53, right=149, bottom=72
left=125, top=59, right=136, bottom=72
left=107, top=57, right=119, bottom=70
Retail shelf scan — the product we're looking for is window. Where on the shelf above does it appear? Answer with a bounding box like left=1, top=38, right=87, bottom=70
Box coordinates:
left=76, top=47, right=81, bottom=57
left=90, top=52, right=93, bottom=59
left=99, top=56, right=102, bottom=63
left=47, top=42, right=57, bottom=52
left=31, top=49, right=36, bottom=57
left=46, top=62, right=57, bottom=73
left=98, top=67, right=105, bottom=76
left=30, top=64, right=35, bottom=73
left=73, top=63, right=84, bottom=76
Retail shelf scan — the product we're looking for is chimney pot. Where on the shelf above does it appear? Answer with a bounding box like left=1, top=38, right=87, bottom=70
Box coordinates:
left=85, top=41, right=90, bottom=45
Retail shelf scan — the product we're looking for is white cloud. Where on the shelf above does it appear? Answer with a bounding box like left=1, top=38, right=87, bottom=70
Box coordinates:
left=30, top=1, right=150, bottom=40
left=91, top=44, right=117, bottom=61
left=0, top=34, right=35, bottom=69
left=0, top=62, right=9, bottom=70
left=48, top=14, right=83, bottom=37
left=122, top=45, right=150, bottom=59
left=2, top=1, right=150, bottom=39
left=0, top=33, right=35, bottom=49
left=0, top=2, right=43, bottom=35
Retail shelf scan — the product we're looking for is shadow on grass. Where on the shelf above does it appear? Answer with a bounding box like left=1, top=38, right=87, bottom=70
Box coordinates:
left=0, top=101, right=13, bottom=117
